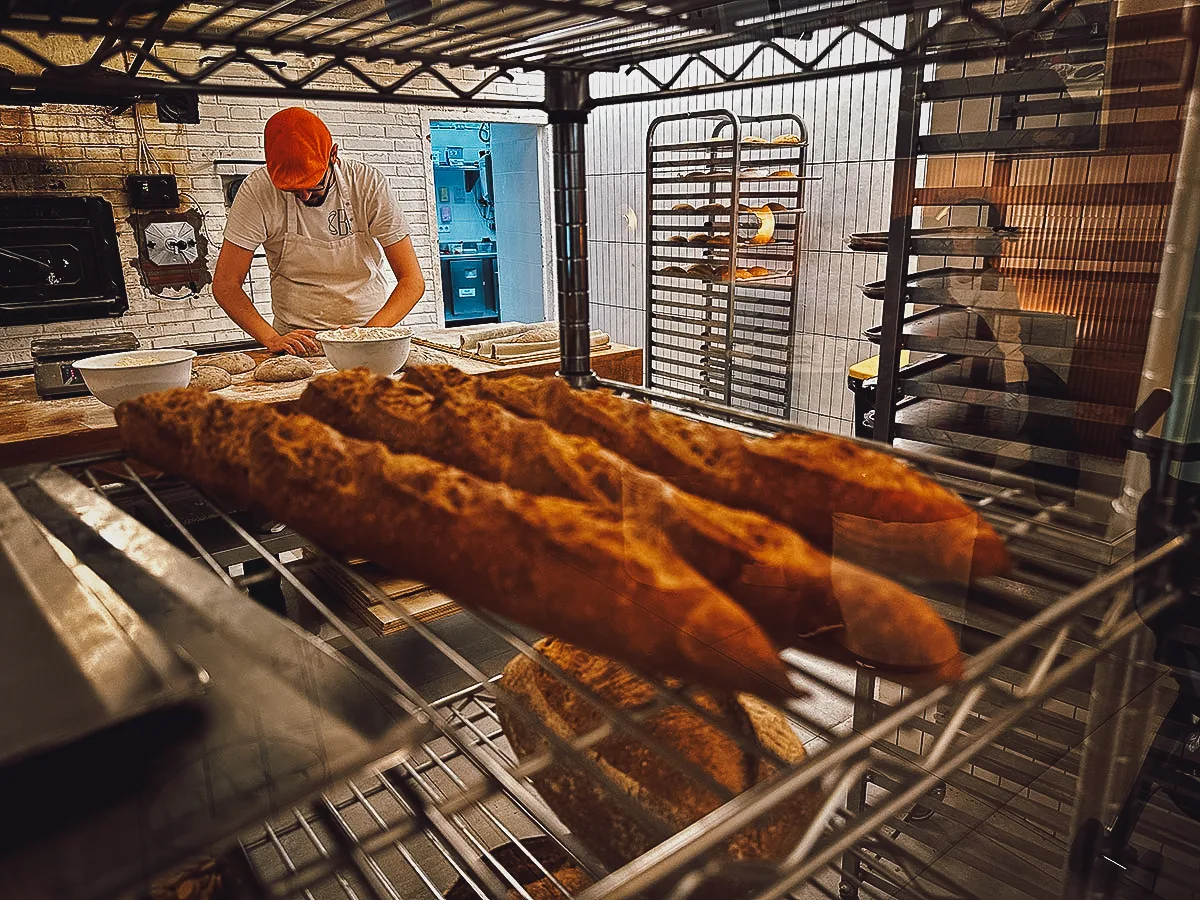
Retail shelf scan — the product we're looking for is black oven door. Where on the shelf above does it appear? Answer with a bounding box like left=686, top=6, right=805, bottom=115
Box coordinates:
left=0, top=195, right=128, bottom=326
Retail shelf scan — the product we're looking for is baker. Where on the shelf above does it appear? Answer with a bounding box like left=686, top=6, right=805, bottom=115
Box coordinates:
left=212, top=107, right=426, bottom=356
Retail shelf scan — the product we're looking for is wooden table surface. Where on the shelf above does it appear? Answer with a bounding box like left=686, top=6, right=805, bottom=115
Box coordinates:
left=0, top=344, right=642, bottom=468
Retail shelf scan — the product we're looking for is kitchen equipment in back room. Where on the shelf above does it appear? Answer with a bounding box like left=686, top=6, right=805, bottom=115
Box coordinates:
left=31, top=332, right=140, bottom=399
left=440, top=242, right=499, bottom=325
left=0, top=195, right=127, bottom=326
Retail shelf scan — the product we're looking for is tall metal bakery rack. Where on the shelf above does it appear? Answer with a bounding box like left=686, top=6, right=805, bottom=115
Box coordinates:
left=644, top=110, right=808, bottom=417
left=2, top=3, right=1199, bottom=900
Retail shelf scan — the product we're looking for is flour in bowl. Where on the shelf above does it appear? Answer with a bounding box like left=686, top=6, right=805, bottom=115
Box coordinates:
left=114, top=355, right=165, bottom=366
left=317, top=326, right=412, bottom=342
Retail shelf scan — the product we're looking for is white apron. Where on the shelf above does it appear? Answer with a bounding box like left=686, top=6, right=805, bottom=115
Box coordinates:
left=270, top=171, right=387, bottom=334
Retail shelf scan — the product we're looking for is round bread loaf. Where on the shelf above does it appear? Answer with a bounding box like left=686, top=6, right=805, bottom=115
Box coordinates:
left=202, top=352, right=255, bottom=375
left=254, top=356, right=314, bottom=382
left=495, top=638, right=820, bottom=892
left=190, top=366, right=232, bottom=392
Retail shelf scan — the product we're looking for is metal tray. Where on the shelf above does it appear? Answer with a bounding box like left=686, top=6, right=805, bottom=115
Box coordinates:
left=0, top=464, right=430, bottom=900
left=0, top=480, right=207, bottom=770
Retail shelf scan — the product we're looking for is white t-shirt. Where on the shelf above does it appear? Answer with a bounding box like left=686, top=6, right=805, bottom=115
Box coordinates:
left=223, top=158, right=411, bottom=260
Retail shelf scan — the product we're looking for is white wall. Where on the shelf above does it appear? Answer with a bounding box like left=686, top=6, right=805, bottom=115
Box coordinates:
left=0, top=60, right=544, bottom=366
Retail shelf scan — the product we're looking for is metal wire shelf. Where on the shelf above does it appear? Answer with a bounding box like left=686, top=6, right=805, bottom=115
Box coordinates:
left=11, top=391, right=1184, bottom=900
left=0, top=0, right=1124, bottom=107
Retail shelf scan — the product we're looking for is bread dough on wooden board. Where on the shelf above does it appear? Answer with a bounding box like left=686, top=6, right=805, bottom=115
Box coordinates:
left=190, top=366, right=233, bottom=391
left=202, top=352, right=255, bottom=374
left=254, top=356, right=314, bottom=382
left=405, top=345, right=450, bottom=367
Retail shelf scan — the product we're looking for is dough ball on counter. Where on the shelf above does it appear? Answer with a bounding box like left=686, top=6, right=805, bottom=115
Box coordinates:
left=190, top=366, right=233, bottom=392
left=404, top=345, right=449, bottom=368
left=254, top=356, right=314, bottom=382
left=202, top=352, right=255, bottom=375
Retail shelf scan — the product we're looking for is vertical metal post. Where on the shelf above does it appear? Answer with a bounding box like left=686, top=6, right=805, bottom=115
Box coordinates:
left=872, top=13, right=928, bottom=443
left=547, top=71, right=597, bottom=389
left=1116, top=43, right=1200, bottom=521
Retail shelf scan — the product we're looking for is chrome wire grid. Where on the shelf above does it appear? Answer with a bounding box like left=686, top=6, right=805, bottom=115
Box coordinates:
left=52, top=409, right=1190, bottom=900
left=0, top=1, right=1123, bottom=107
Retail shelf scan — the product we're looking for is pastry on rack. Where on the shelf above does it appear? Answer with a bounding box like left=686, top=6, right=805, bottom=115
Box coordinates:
left=687, top=263, right=716, bottom=279
left=735, top=268, right=754, bottom=279
left=299, top=370, right=960, bottom=672
left=671, top=202, right=695, bottom=211
left=659, top=265, right=690, bottom=277
left=742, top=135, right=769, bottom=144
left=116, top=390, right=791, bottom=697
left=406, top=367, right=1010, bottom=584
left=739, top=167, right=765, bottom=178
left=697, top=202, right=727, bottom=213
left=748, top=233, right=773, bottom=245
left=748, top=266, right=771, bottom=277
left=707, top=234, right=731, bottom=246
left=773, top=133, right=803, bottom=144
left=768, top=170, right=797, bottom=179
left=712, top=265, right=732, bottom=280
left=669, top=234, right=689, bottom=243
left=688, top=233, right=711, bottom=243
left=496, top=639, right=822, bottom=883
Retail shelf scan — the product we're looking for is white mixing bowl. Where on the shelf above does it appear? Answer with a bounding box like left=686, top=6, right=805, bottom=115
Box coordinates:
left=316, top=326, right=412, bottom=375
left=73, top=348, right=197, bottom=408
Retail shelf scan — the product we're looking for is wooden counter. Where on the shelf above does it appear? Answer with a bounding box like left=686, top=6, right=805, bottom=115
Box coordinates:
left=0, top=344, right=642, bottom=468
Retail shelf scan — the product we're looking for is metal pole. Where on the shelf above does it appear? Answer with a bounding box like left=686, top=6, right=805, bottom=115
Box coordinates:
left=547, top=71, right=598, bottom=389
left=1115, top=30, right=1200, bottom=518
left=872, top=12, right=928, bottom=443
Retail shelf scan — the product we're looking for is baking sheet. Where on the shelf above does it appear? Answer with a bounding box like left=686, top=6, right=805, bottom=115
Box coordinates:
left=0, top=465, right=430, bottom=900
left=0, top=482, right=206, bottom=770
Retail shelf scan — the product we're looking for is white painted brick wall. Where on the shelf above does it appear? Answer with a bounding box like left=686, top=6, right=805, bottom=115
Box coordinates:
left=0, top=54, right=544, bottom=365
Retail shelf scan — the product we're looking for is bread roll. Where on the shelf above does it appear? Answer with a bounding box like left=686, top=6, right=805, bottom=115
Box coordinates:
left=190, top=365, right=232, bottom=392
left=115, top=390, right=790, bottom=697
left=201, top=352, right=255, bottom=375
left=496, top=639, right=821, bottom=882
left=404, top=366, right=1008, bottom=583
left=300, top=370, right=960, bottom=672
left=254, top=356, right=314, bottom=382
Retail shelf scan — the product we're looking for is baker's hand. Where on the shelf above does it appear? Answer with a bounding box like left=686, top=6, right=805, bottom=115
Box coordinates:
left=265, top=329, right=320, bottom=356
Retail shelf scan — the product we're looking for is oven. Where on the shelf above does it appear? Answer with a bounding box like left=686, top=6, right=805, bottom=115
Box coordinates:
left=0, top=195, right=128, bottom=326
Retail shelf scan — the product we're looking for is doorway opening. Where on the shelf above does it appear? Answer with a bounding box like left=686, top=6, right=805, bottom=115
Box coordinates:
left=430, top=120, right=546, bottom=326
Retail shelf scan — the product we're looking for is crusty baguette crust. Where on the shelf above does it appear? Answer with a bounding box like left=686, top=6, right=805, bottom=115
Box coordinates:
left=496, top=639, right=821, bottom=875
left=116, top=389, right=790, bottom=697
left=300, top=370, right=960, bottom=670
left=406, top=365, right=1008, bottom=583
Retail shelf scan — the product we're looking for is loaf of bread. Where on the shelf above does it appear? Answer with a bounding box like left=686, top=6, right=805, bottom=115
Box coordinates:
left=496, top=639, right=822, bottom=882
left=116, top=389, right=790, bottom=697
left=405, top=366, right=1008, bottom=584
left=300, top=370, right=960, bottom=672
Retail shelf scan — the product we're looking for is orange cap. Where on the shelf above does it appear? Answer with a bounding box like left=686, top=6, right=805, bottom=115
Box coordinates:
left=264, top=107, right=333, bottom=191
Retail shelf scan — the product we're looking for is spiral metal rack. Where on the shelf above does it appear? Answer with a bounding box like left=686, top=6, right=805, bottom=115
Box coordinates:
left=2, top=2, right=1200, bottom=900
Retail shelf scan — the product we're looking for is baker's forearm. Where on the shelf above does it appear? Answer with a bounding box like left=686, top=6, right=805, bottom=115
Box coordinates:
left=365, top=277, right=426, bottom=327
left=213, top=282, right=280, bottom=345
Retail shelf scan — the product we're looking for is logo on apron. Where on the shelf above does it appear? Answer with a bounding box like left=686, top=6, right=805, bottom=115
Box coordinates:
left=328, top=207, right=354, bottom=237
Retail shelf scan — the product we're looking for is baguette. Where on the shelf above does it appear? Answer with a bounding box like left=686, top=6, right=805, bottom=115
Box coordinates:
left=300, top=370, right=960, bottom=672
left=116, top=389, right=790, bottom=697
left=496, top=638, right=821, bottom=882
left=405, top=365, right=1008, bottom=583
